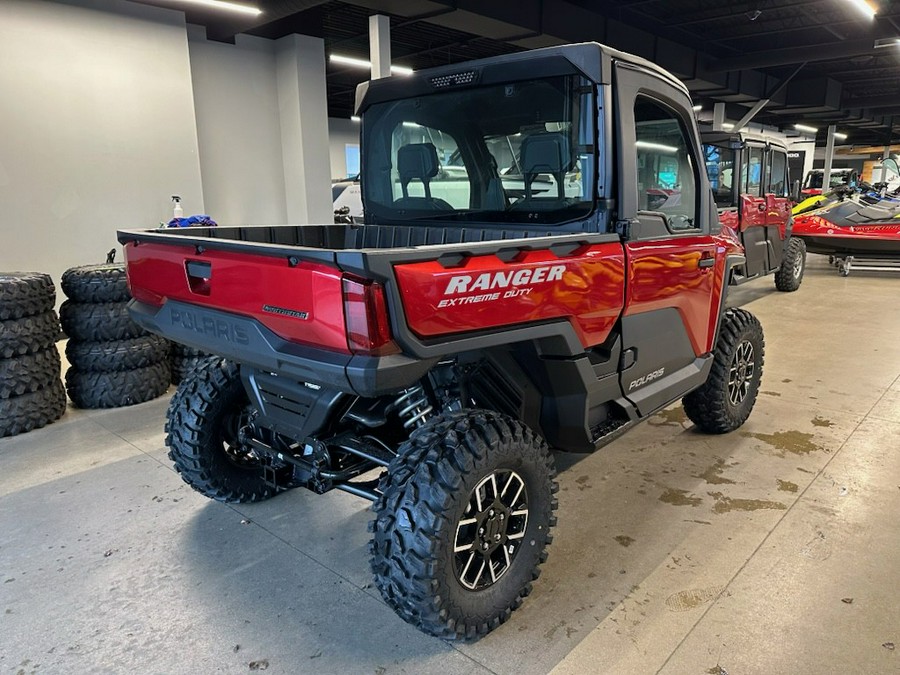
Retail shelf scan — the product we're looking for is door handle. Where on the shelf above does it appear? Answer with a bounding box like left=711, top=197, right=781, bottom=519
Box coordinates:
left=698, top=256, right=715, bottom=268
left=757, top=203, right=766, bottom=212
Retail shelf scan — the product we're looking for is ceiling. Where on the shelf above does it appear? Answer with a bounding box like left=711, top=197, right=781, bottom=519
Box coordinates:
left=135, top=0, right=900, bottom=146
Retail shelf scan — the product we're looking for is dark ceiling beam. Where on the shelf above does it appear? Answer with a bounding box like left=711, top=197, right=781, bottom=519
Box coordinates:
left=842, top=95, right=900, bottom=109
left=669, top=0, right=827, bottom=28
left=707, top=39, right=885, bottom=72
left=210, top=0, right=331, bottom=41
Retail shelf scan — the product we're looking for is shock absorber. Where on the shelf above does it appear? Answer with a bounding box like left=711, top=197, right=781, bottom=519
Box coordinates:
left=392, top=384, right=434, bottom=429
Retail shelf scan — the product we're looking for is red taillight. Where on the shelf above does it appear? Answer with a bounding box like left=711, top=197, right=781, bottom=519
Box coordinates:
left=342, top=276, right=399, bottom=355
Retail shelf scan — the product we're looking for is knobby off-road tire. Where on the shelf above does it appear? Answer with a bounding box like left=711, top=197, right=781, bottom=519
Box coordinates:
left=0, top=272, right=55, bottom=320
left=59, top=300, right=146, bottom=342
left=0, top=311, right=60, bottom=359
left=370, top=410, right=558, bottom=640
left=774, top=237, right=806, bottom=292
left=171, top=343, right=211, bottom=359
left=166, top=358, right=277, bottom=503
left=60, top=264, right=129, bottom=303
left=0, top=379, right=67, bottom=438
left=65, top=362, right=170, bottom=408
left=66, top=335, right=169, bottom=372
left=683, top=308, right=764, bottom=434
left=170, top=353, right=217, bottom=385
left=0, top=347, right=61, bottom=399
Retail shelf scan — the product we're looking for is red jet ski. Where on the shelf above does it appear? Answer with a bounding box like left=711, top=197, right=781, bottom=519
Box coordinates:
left=792, top=197, right=900, bottom=276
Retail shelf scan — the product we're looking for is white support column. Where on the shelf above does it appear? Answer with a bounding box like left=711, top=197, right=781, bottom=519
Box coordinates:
left=369, top=14, right=391, bottom=80
left=713, top=102, right=726, bottom=131
left=822, top=125, right=836, bottom=194
left=275, top=34, right=333, bottom=224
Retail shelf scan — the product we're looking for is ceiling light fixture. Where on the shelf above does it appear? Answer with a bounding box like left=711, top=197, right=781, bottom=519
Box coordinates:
left=174, top=0, right=261, bottom=15
left=329, top=54, right=413, bottom=76
left=635, top=140, right=678, bottom=153
left=351, top=116, right=361, bottom=122
left=846, top=0, right=877, bottom=19
left=834, top=131, right=848, bottom=140
left=795, top=123, right=819, bottom=133
left=874, top=37, right=900, bottom=48
left=692, top=104, right=703, bottom=112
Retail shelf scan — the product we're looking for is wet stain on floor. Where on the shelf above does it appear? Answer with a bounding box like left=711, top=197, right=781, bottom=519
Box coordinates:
left=665, top=585, right=724, bottom=611
left=659, top=488, right=702, bottom=507
left=782, top=378, right=792, bottom=383
left=614, top=535, right=635, bottom=547
left=575, top=475, right=592, bottom=491
left=776, top=479, right=799, bottom=493
left=707, top=666, right=729, bottom=675
left=761, top=391, right=782, bottom=397
left=811, top=416, right=835, bottom=428
left=741, top=430, right=824, bottom=457
left=708, top=492, right=787, bottom=514
left=695, top=458, right=737, bottom=485
left=650, top=406, right=688, bottom=427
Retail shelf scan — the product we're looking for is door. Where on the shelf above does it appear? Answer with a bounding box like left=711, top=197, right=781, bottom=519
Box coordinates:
left=764, top=146, right=790, bottom=268
left=614, top=63, right=719, bottom=414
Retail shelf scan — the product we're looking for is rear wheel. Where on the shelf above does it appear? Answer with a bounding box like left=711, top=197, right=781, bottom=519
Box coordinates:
left=684, top=308, right=764, bottom=434
left=774, top=237, right=806, bottom=292
left=370, top=410, right=557, bottom=640
left=166, top=358, right=278, bottom=503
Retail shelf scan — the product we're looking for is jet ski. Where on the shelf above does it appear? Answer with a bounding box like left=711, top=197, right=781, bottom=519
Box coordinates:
left=792, top=195, right=900, bottom=276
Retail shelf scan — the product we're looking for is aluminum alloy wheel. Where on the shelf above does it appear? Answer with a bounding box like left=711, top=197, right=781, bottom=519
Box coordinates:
left=453, top=470, right=529, bottom=591
left=728, top=340, right=755, bottom=406
left=792, top=253, right=804, bottom=279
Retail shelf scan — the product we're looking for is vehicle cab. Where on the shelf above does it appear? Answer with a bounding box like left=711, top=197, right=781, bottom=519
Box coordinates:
left=801, top=167, right=858, bottom=198
left=701, top=130, right=793, bottom=282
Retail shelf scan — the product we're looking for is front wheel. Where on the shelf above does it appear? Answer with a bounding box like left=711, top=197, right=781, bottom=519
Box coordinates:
left=166, top=358, right=278, bottom=503
left=683, top=308, right=764, bottom=434
left=369, top=410, right=558, bottom=640
left=774, top=237, right=806, bottom=292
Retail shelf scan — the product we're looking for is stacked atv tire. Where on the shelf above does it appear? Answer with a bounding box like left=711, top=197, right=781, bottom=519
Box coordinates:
left=60, top=264, right=170, bottom=408
left=0, top=272, right=67, bottom=438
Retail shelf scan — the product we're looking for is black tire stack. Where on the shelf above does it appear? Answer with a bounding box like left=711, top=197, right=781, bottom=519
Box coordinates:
left=60, top=264, right=171, bottom=408
left=0, top=272, right=67, bottom=438
left=170, top=343, right=216, bottom=385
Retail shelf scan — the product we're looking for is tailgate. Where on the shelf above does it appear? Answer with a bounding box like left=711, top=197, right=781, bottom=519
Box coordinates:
left=124, top=240, right=349, bottom=353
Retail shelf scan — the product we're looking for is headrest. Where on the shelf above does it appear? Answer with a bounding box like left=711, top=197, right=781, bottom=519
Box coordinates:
left=520, top=132, right=573, bottom=175
left=398, top=143, right=440, bottom=182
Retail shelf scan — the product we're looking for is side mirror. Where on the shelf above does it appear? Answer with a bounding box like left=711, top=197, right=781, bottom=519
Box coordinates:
left=790, top=179, right=801, bottom=203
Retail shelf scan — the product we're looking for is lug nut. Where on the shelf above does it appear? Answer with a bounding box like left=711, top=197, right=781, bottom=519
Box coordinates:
left=482, top=542, right=489, bottom=550
left=478, top=528, right=484, bottom=534
left=494, top=534, right=501, bottom=542
left=489, top=509, right=494, bottom=517
left=499, top=513, right=505, bottom=521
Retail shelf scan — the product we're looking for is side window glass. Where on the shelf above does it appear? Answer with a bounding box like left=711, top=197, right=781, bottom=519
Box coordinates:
left=634, top=97, right=698, bottom=231
left=768, top=151, right=787, bottom=196
left=704, top=144, right=735, bottom=207
left=390, top=123, right=470, bottom=209
left=742, top=147, right=763, bottom=197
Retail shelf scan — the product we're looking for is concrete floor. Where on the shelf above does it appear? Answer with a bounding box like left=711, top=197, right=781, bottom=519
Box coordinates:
left=1, top=254, right=898, bottom=675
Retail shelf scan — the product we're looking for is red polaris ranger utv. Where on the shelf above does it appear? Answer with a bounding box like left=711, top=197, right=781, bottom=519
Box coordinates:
left=702, top=130, right=806, bottom=291
left=120, top=43, right=764, bottom=640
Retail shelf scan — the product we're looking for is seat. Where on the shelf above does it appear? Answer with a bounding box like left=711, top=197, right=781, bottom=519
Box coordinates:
left=518, top=132, right=574, bottom=204
left=394, top=143, right=452, bottom=210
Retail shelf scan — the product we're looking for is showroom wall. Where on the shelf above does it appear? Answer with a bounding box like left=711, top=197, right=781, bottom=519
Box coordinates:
left=0, top=0, right=204, bottom=288
left=188, top=29, right=288, bottom=225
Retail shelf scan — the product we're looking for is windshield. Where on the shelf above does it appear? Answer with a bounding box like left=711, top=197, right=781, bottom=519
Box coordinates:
left=361, top=75, right=595, bottom=224
left=804, top=171, right=853, bottom=190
